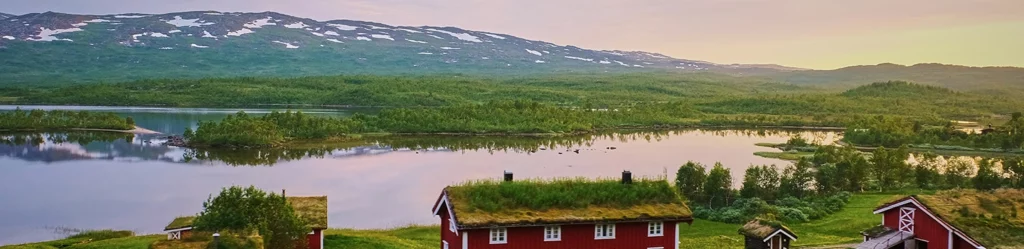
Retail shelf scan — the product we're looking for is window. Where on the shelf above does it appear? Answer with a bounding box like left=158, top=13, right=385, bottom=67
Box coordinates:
left=595, top=223, right=616, bottom=239
left=443, top=240, right=449, bottom=249
left=448, top=218, right=457, bottom=233
left=490, top=228, right=507, bottom=244
left=648, top=221, right=664, bottom=237
left=544, top=226, right=561, bottom=241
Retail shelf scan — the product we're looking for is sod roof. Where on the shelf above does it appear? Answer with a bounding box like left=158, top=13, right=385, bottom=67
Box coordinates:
left=165, top=216, right=197, bottom=231
left=442, top=178, right=692, bottom=228
left=738, top=219, right=797, bottom=240
left=288, top=196, right=328, bottom=229
left=881, top=189, right=1024, bottom=248
left=164, top=196, right=328, bottom=230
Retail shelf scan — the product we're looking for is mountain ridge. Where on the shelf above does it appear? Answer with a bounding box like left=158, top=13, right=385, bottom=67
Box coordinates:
left=0, top=10, right=803, bottom=85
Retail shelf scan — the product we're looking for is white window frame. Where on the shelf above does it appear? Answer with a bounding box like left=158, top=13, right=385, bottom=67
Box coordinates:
left=648, top=221, right=664, bottom=237
left=490, top=228, right=508, bottom=244
left=443, top=240, right=449, bottom=249
left=595, top=223, right=616, bottom=240
left=544, top=225, right=561, bottom=241
left=449, top=218, right=457, bottom=234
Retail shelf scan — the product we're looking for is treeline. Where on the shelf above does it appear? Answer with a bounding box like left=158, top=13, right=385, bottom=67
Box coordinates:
left=676, top=144, right=1024, bottom=224
left=184, top=101, right=867, bottom=148
left=0, top=109, right=135, bottom=131
left=845, top=113, right=1024, bottom=150
left=3, top=75, right=1021, bottom=122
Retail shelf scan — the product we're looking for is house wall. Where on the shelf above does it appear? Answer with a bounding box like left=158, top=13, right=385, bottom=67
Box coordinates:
left=953, top=235, right=977, bottom=249
left=305, top=229, right=323, bottom=249
left=882, top=203, right=951, bottom=249
left=439, top=206, right=463, bottom=249
left=744, top=236, right=769, bottom=249
left=463, top=221, right=677, bottom=249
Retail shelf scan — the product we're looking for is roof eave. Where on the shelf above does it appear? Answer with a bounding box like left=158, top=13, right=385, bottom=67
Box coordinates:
left=458, top=216, right=694, bottom=230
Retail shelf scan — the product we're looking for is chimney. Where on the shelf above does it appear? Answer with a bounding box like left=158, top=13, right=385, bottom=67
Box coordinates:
left=622, top=170, right=633, bottom=184
left=504, top=171, right=513, bottom=182
left=282, top=189, right=286, bottom=197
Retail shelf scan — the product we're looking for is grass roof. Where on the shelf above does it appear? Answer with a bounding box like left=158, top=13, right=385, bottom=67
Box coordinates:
left=288, top=196, right=328, bottom=229
left=445, top=178, right=691, bottom=228
left=913, top=189, right=1024, bottom=248
left=165, top=216, right=196, bottom=231
left=738, top=219, right=795, bottom=239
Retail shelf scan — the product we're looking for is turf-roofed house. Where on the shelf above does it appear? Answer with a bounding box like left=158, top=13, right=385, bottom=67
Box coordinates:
left=738, top=219, right=797, bottom=249
left=164, top=196, right=329, bottom=249
left=432, top=171, right=693, bottom=249
left=857, top=189, right=1024, bottom=249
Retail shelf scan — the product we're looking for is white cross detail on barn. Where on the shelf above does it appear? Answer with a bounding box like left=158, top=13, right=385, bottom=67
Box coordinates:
left=899, top=207, right=915, bottom=233
left=167, top=231, right=181, bottom=240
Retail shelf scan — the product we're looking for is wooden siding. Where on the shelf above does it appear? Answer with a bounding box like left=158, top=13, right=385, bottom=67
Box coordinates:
left=882, top=203, right=951, bottom=249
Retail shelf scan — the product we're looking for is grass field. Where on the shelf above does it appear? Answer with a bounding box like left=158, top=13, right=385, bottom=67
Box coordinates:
left=0, top=195, right=896, bottom=249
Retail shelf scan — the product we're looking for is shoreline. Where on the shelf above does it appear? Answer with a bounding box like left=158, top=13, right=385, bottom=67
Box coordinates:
left=0, top=126, right=160, bottom=135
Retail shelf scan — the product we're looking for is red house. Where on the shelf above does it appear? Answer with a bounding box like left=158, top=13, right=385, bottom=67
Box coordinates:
left=164, top=196, right=328, bottom=249
left=857, top=195, right=987, bottom=249
left=432, top=171, right=693, bottom=249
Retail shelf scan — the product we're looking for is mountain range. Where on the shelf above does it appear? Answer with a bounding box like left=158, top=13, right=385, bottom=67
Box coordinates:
left=0, top=10, right=800, bottom=85
left=0, top=10, right=1021, bottom=94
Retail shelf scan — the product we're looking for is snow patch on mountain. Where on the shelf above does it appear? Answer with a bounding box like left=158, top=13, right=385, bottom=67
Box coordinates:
left=190, top=44, right=208, bottom=48
left=535, top=60, right=546, bottom=63
left=483, top=33, right=505, bottom=39
left=272, top=41, right=299, bottom=48
left=326, top=38, right=343, bottom=43
left=425, top=28, right=481, bottom=42
left=159, top=47, right=173, bottom=50
left=406, top=39, right=427, bottom=44
left=397, top=28, right=422, bottom=33
left=614, top=61, right=628, bottom=66
left=150, top=32, right=168, bottom=38
left=29, top=27, right=83, bottom=42
left=244, top=17, right=276, bottom=28
left=114, top=15, right=148, bottom=18
left=2, top=36, right=14, bottom=40
left=227, top=28, right=254, bottom=36
left=328, top=23, right=358, bottom=31
left=427, top=34, right=444, bottom=40
left=370, top=34, right=394, bottom=41
left=366, top=25, right=390, bottom=29
left=84, top=19, right=113, bottom=23
left=525, top=49, right=542, bottom=56
left=168, top=30, right=182, bottom=33
left=356, top=36, right=371, bottom=41
left=418, top=52, right=433, bottom=55
left=202, top=30, right=216, bottom=38
left=599, top=60, right=611, bottom=64
left=440, top=47, right=460, bottom=50
left=310, top=32, right=325, bottom=37
left=166, top=16, right=214, bottom=27
left=284, top=22, right=308, bottom=29
left=564, top=56, right=593, bottom=62
left=324, top=31, right=339, bottom=36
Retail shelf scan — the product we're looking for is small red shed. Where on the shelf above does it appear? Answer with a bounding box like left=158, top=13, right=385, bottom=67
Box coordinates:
left=432, top=172, right=693, bottom=249
left=739, top=219, right=797, bottom=249
left=857, top=195, right=985, bottom=249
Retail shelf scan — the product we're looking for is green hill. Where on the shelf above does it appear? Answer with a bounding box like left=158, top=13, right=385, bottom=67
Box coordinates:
left=764, top=63, right=1024, bottom=96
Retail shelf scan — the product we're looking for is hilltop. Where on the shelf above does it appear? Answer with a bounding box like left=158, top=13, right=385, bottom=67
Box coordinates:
left=763, top=63, right=1024, bottom=96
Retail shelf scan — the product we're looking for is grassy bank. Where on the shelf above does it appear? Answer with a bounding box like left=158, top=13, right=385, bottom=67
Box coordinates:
left=2, top=194, right=894, bottom=249
left=0, top=109, right=135, bottom=131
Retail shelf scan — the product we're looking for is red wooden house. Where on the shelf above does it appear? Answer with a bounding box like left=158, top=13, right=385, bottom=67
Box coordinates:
left=857, top=195, right=987, bottom=249
left=432, top=171, right=693, bottom=249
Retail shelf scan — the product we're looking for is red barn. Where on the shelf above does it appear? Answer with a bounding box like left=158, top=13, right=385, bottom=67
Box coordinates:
left=857, top=195, right=985, bottom=249
left=432, top=172, right=693, bottom=249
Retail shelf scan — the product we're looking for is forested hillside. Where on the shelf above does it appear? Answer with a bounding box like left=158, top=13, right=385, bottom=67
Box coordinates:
left=1, top=74, right=1019, bottom=122
left=763, top=63, right=1024, bottom=96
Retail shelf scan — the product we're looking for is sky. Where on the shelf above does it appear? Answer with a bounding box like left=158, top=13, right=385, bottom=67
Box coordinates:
left=4, top=0, right=1023, bottom=69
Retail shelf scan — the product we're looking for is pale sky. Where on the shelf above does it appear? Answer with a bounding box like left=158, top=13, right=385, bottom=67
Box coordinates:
left=4, top=0, right=1023, bottom=69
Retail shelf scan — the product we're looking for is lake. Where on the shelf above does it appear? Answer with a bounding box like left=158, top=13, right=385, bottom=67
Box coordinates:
left=0, top=106, right=838, bottom=245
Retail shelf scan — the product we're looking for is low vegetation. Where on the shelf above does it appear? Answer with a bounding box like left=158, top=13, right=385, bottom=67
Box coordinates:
left=916, top=189, right=1024, bottom=247
left=0, top=109, right=134, bottom=131
left=844, top=112, right=1024, bottom=151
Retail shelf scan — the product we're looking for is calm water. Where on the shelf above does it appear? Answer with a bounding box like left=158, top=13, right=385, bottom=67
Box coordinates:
left=0, top=106, right=838, bottom=245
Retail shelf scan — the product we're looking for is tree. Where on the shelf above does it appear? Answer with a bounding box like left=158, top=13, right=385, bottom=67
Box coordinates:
left=870, top=146, right=910, bottom=191
left=973, top=158, right=1003, bottom=190
left=780, top=158, right=814, bottom=198
left=183, top=127, right=196, bottom=141
left=913, top=153, right=944, bottom=189
left=675, top=161, right=707, bottom=202
left=1004, top=157, right=1024, bottom=188
left=703, top=162, right=733, bottom=208
left=945, top=157, right=974, bottom=188
left=740, top=165, right=780, bottom=200
left=193, top=186, right=307, bottom=248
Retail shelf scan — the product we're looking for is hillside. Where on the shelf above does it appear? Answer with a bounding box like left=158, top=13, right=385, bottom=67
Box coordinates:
left=763, top=63, right=1024, bottom=95
left=0, top=13, right=13, bottom=20
left=0, top=11, right=795, bottom=86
